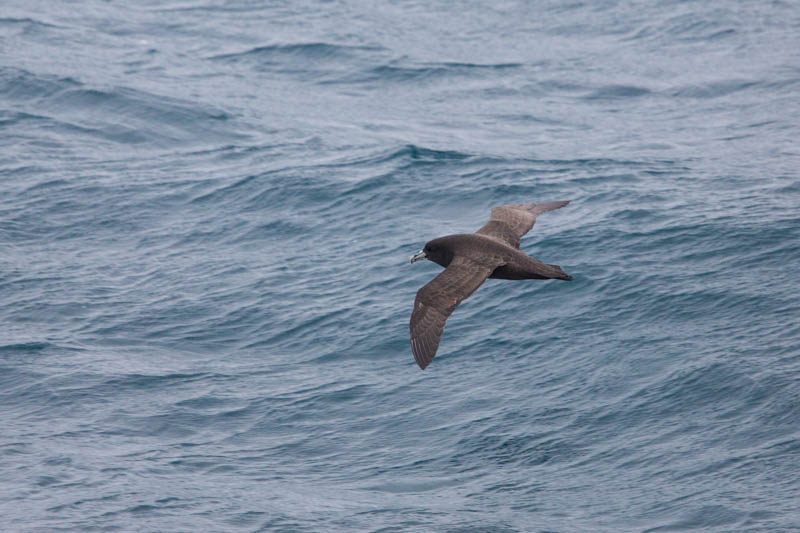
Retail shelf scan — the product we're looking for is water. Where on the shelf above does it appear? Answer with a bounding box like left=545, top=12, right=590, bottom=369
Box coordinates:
left=2, top=1, right=799, bottom=531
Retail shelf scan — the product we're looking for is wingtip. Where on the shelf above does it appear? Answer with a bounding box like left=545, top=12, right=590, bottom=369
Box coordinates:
left=526, top=200, right=571, bottom=213
left=411, top=339, right=430, bottom=370
left=414, top=352, right=430, bottom=370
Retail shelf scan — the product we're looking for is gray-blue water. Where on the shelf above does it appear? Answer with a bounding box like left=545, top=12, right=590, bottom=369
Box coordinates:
left=2, top=1, right=799, bottom=531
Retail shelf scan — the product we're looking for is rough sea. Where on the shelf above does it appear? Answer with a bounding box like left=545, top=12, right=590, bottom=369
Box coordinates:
left=2, top=1, right=799, bottom=531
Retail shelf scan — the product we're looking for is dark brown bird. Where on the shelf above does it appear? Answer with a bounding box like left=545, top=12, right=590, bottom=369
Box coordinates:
left=409, top=201, right=572, bottom=369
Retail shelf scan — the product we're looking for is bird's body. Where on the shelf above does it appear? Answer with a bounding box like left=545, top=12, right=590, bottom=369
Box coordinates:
left=423, top=233, right=570, bottom=281
left=409, top=201, right=572, bottom=369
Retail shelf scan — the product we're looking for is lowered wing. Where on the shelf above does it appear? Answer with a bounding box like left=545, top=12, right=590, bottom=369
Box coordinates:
left=410, top=256, right=494, bottom=369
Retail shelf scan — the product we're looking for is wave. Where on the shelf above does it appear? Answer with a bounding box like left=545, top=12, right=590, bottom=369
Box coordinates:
left=211, top=42, right=384, bottom=63
left=0, top=67, right=244, bottom=148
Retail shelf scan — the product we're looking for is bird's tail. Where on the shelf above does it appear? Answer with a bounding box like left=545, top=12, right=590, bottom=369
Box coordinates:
left=547, top=264, right=573, bottom=281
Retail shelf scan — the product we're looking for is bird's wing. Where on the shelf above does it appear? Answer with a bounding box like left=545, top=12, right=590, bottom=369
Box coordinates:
left=475, top=200, right=570, bottom=248
left=410, top=256, right=494, bottom=370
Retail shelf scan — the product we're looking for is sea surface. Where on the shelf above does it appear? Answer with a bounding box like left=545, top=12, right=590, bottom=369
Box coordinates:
left=2, top=1, right=799, bottom=531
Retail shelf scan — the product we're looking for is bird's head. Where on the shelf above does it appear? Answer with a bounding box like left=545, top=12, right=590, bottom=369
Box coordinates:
left=409, top=238, right=454, bottom=268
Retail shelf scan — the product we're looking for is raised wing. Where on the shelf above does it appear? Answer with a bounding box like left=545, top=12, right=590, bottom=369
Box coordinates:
left=475, top=200, right=570, bottom=248
left=410, top=256, right=494, bottom=369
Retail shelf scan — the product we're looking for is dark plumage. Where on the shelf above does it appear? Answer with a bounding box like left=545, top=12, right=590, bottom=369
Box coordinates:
left=409, top=201, right=572, bottom=369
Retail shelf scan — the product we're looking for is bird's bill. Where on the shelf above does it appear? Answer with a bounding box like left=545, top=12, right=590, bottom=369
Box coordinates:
left=409, top=249, right=426, bottom=264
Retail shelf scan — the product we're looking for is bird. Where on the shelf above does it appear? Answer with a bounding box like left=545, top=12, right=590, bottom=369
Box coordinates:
left=409, top=200, right=572, bottom=370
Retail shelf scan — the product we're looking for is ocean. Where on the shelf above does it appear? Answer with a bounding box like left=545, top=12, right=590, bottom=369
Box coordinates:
left=1, top=1, right=799, bottom=531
